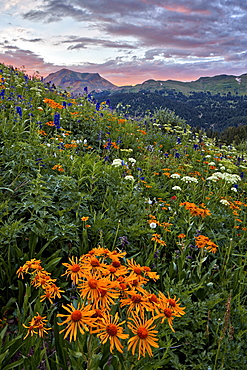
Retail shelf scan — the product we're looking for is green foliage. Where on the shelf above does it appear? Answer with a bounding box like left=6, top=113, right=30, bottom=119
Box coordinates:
left=0, top=62, right=247, bottom=369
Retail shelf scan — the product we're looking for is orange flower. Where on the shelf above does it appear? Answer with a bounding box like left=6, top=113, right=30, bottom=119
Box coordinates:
left=195, top=235, right=218, bottom=253
left=127, top=315, right=159, bottom=359
left=81, top=216, right=89, bottom=221
left=62, top=256, right=83, bottom=285
left=156, top=291, right=185, bottom=332
left=23, top=313, right=51, bottom=339
left=57, top=303, right=96, bottom=341
left=120, top=291, right=154, bottom=317
left=180, top=202, right=211, bottom=217
left=78, top=273, right=112, bottom=306
left=92, top=313, right=128, bottom=353
left=178, top=233, right=186, bottom=239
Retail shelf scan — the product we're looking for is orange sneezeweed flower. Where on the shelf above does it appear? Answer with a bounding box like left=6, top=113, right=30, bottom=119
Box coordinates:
left=127, top=315, right=159, bottom=360
left=180, top=202, right=211, bottom=217
left=195, top=235, right=218, bottom=253
left=81, top=216, right=89, bottom=221
left=78, top=273, right=113, bottom=306
left=178, top=233, right=186, bottom=239
left=120, top=291, right=155, bottom=318
left=57, top=303, right=96, bottom=342
left=43, top=98, right=64, bottom=109
left=23, top=313, right=51, bottom=339
left=62, top=256, right=83, bottom=285
left=92, top=313, right=128, bottom=353
left=151, top=234, right=166, bottom=246
left=80, top=255, right=108, bottom=275
left=156, top=291, right=185, bottom=332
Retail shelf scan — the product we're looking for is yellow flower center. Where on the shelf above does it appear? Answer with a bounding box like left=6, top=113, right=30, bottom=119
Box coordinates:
left=71, top=310, right=82, bottom=322
left=106, top=324, right=118, bottom=336
left=119, top=282, right=127, bottom=290
left=137, top=327, right=148, bottom=339
left=92, top=309, right=104, bottom=318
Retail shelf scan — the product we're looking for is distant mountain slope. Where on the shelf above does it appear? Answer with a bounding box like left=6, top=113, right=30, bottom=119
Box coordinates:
left=44, top=69, right=247, bottom=96
left=118, top=74, right=247, bottom=95
left=44, top=69, right=118, bottom=94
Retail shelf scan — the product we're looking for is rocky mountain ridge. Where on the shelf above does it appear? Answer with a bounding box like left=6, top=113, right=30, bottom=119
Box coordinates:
left=44, top=68, right=247, bottom=96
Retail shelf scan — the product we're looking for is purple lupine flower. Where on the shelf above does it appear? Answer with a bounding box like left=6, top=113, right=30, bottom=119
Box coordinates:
left=16, top=106, right=22, bottom=117
left=54, top=113, right=61, bottom=129
left=119, top=236, right=129, bottom=247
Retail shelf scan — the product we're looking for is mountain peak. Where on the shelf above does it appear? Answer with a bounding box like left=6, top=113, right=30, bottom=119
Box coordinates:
left=44, top=68, right=118, bottom=94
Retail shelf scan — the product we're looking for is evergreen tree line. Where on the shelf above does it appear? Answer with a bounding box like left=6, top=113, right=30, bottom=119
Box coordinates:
left=95, top=90, right=247, bottom=144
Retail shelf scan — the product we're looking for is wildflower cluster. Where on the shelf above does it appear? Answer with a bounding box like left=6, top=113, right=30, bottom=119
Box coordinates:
left=180, top=202, right=211, bottom=217
left=17, top=259, right=64, bottom=305
left=17, top=249, right=185, bottom=360
left=23, top=313, right=51, bottom=340
left=43, top=98, right=64, bottom=110
left=194, top=235, right=218, bottom=253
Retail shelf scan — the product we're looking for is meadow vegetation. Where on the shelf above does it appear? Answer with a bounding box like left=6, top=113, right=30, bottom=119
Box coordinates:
left=0, top=63, right=247, bottom=369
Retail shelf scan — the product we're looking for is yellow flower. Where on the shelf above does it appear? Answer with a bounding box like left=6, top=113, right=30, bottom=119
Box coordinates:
left=127, top=315, right=159, bottom=359
left=57, top=303, right=96, bottom=342
left=92, top=313, right=128, bottom=353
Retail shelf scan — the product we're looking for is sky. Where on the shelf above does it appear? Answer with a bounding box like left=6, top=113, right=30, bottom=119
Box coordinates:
left=1, top=0, right=247, bottom=86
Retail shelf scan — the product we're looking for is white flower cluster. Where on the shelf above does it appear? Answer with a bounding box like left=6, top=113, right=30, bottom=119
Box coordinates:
left=112, top=157, right=136, bottom=167
left=206, top=172, right=241, bottom=183
left=128, top=157, right=136, bottom=165
left=124, top=175, right=135, bottom=181
left=112, top=158, right=123, bottom=167
left=172, top=186, right=182, bottom=191
left=170, top=173, right=181, bottom=179
left=220, top=199, right=230, bottom=206
left=181, top=176, right=198, bottom=183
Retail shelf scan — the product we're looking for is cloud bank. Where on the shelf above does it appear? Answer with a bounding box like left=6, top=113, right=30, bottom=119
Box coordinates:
left=1, top=0, right=247, bottom=85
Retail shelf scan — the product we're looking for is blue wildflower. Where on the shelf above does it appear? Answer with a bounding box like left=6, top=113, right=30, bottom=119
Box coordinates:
left=16, top=106, right=22, bottom=117
left=54, top=113, right=61, bottom=129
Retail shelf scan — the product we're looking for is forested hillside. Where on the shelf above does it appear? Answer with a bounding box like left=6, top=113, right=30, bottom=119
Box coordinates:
left=95, top=90, right=247, bottom=142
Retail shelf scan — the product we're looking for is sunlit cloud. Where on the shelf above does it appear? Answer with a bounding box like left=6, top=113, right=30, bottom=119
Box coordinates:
left=1, top=0, right=247, bottom=85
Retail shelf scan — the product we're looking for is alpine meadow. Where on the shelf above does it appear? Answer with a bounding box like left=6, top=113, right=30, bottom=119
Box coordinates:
left=1, top=63, right=247, bottom=370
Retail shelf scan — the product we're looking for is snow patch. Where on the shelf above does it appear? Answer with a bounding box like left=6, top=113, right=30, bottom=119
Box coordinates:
left=236, top=77, right=241, bottom=84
